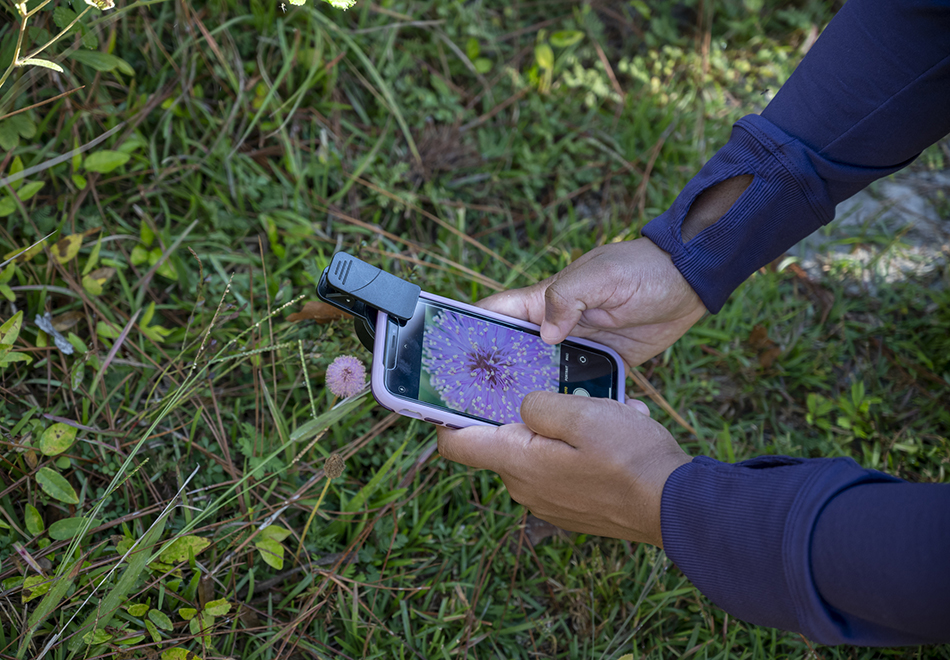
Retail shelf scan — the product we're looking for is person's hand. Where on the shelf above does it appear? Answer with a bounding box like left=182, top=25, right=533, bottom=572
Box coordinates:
left=480, top=238, right=706, bottom=367
left=436, top=391, right=691, bottom=547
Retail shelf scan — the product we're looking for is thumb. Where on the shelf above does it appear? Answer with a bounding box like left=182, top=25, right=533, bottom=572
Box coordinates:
left=520, top=390, right=635, bottom=446
left=539, top=261, right=615, bottom=344
left=436, top=423, right=532, bottom=472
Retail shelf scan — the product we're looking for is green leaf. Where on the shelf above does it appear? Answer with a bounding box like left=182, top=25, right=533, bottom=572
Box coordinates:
left=69, top=50, right=134, bottom=75
left=22, top=575, right=51, bottom=603
left=6, top=114, right=35, bottom=140
left=39, top=423, right=78, bottom=456
left=162, top=649, right=202, bottom=660
left=82, top=234, right=103, bottom=275
left=159, top=535, right=210, bottom=564
left=144, top=618, right=161, bottom=643
left=82, top=267, right=115, bottom=296
left=465, top=37, right=480, bottom=61
left=82, top=629, right=112, bottom=645
left=71, top=173, right=87, bottom=189
left=130, top=244, right=149, bottom=265
left=83, top=150, right=130, bottom=174
left=474, top=57, right=492, bottom=74
left=1, top=351, right=32, bottom=367
left=127, top=603, right=149, bottom=617
left=51, top=233, right=83, bottom=264
left=535, top=43, right=554, bottom=70
left=52, top=6, right=78, bottom=30
left=141, top=301, right=156, bottom=327
left=0, top=311, right=24, bottom=345
left=148, top=609, right=173, bottom=630
left=0, top=197, right=16, bottom=218
left=178, top=607, right=197, bottom=621
left=82, top=276, right=101, bottom=295
left=0, top=262, right=15, bottom=284
left=14, top=179, right=42, bottom=202
left=260, top=524, right=292, bottom=542
left=81, top=26, right=99, bottom=50
left=96, top=321, right=121, bottom=340
left=0, top=284, right=13, bottom=302
left=24, top=504, right=44, bottom=536
left=140, top=221, right=155, bottom=247
left=549, top=30, right=584, bottom=48
left=0, top=120, right=18, bottom=151
left=55, top=455, right=71, bottom=469
left=48, top=516, right=101, bottom=540
left=254, top=537, right=284, bottom=570
left=203, top=598, right=230, bottom=616
left=19, top=58, right=64, bottom=72
left=35, top=467, right=79, bottom=504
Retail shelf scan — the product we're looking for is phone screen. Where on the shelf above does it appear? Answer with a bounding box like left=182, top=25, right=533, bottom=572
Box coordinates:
left=384, top=299, right=619, bottom=425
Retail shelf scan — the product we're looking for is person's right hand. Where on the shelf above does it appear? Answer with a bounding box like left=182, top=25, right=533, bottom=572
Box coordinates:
left=482, top=238, right=706, bottom=367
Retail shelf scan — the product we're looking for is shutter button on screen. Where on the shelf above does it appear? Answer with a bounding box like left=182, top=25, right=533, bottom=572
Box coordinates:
left=572, top=388, right=590, bottom=397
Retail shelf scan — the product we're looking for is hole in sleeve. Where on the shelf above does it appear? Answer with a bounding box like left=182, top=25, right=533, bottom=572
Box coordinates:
left=681, top=174, right=754, bottom=243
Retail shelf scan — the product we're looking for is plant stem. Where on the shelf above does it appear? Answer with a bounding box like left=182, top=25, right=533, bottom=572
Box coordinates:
left=25, top=0, right=56, bottom=18
left=26, top=6, right=93, bottom=60
left=0, top=12, right=29, bottom=92
left=296, top=478, right=332, bottom=560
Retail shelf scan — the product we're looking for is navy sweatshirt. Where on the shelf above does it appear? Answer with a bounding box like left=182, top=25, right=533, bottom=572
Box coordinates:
left=642, top=0, right=950, bottom=646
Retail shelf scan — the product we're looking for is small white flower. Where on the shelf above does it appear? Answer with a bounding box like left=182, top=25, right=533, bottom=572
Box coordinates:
left=288, top=0, right=306, bottom=5
left=327, top=0, right=356, bottom=8
left=84, top=0, right=116, bottom=9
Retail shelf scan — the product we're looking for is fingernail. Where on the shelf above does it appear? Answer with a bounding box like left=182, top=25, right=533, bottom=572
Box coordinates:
left=540, top=322, right=559, bottom=343
left=629, top=399, right=651, bottom=416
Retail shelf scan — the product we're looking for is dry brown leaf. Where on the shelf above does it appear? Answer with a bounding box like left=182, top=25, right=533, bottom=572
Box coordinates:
left=198, top=574, right=214, bottom=610
left=747, top=324, right=774, bottom=350
left=51, top=310, right=85, bottom=333
left=758, top=346, right=782, bottom=369
left=287, top=300, right=350, bottom=323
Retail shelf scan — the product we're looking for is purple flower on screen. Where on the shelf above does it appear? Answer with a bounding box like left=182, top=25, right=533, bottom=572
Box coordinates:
left=326, top=355, right=366, bottom=398
left=422, top=310, right=558, bottom=424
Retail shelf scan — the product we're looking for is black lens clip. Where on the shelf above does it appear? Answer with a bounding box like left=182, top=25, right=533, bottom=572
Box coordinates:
left=316, top=252, right=421, bottom=352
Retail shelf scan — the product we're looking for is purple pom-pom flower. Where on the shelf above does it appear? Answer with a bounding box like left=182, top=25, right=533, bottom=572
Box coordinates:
left=422, top=310, right=558, bottom=424
left=326, top=355, right=366, bottom=398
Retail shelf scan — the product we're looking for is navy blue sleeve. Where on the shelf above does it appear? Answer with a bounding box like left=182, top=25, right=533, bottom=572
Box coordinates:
left=661, top=457, right=950, bottom=645
left=642, top=0, right=950, bottom=312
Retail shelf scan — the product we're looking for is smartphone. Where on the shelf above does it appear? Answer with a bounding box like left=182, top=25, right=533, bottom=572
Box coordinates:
left=371, top=291, right=625, bottom=428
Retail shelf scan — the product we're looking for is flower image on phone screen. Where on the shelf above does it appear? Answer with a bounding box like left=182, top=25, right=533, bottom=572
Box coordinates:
left=419, top=307, right=560, bottom=424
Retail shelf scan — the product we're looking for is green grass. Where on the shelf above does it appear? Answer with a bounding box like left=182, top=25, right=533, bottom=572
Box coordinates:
left=1, top=0, right=948, bottom=658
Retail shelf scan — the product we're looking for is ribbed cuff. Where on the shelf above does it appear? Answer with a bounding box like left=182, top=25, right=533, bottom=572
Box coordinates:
left=642, top=114, right=834, bottom=313
left=660, top=455, right=901, bottom=644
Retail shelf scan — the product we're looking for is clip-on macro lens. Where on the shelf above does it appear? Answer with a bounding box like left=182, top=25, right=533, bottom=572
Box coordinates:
left=316, top=252, right=421, bottom=352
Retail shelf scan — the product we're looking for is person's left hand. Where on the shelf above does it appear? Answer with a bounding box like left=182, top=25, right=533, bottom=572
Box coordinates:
left=436, top=391, right=691, bottom=547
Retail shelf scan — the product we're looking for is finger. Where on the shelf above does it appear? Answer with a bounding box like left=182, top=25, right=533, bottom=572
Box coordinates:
left=539, top=256, right=618, bottom=344
left=627, top=398, right=651, bottom=417
left=520, top=390, right=636, bottom=446
left=436, top=423, right=530, bottom=472
left=475, top=284, right=548, bottom=325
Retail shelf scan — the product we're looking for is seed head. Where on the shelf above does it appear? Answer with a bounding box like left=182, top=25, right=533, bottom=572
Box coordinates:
left=324, top=453, right=345, bottom=479
left=325, top=355, right=366, bottom=398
